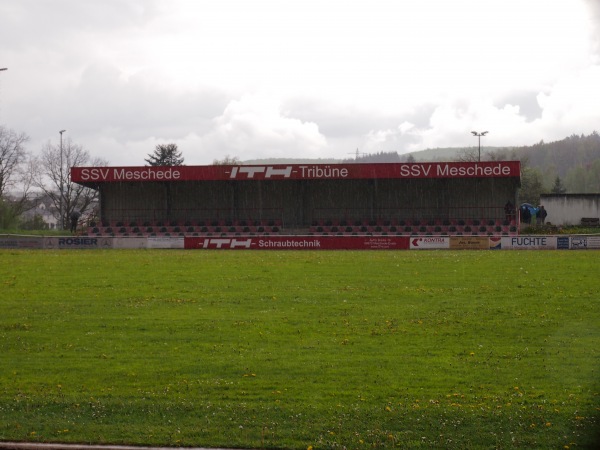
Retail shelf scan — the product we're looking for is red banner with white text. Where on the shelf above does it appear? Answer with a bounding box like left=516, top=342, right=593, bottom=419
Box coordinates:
left=185, top=235, right=410, bottom=250
left=72, top=161, right=520, bottom=184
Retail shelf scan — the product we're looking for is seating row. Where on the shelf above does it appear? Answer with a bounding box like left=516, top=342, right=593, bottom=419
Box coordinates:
left=84, top=226, right=517, bottom=237
left=89, top=219, right=283, bottom=228
left=87, top=225, right=282, bottom=236
left=310, top=229, right=516, bottom=236
left=84, top=217, right=518, bottom=237
left=310, top=224, right=517, bottom=235
left=312, top=218, right=516, bottom=227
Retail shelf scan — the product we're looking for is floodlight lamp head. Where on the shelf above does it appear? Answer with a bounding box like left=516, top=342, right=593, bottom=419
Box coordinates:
left=482, top=131, right=488, bottom=136
left=60, top=129, right=66, bottom=133
left=471, top=131, right=477, bottom=135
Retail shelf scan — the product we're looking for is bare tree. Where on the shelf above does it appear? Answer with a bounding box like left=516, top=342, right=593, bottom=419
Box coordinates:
left=0, top=126, right=36, bottom=228
left=212, top=154, right=241, bottom=165
left=7, top=156, right=39, bottom=217
left=0, top=125, right=29, bottom=198
left=32, top=137, right=107, bottom=230
left=455, top=148, right=480, bottom=162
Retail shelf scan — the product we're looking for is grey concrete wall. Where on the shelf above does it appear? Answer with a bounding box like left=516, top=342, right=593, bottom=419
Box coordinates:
left=540, top=194, right=600, bottom=226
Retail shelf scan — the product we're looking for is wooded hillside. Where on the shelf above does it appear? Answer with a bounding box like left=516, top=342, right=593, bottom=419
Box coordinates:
left=410, top=132, right=600, bottom=196
left=243, top=132, right=600, bottom=202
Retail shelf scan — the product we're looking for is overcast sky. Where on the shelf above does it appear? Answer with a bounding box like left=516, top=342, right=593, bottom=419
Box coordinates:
left=1, top=0, right=599, bottom=166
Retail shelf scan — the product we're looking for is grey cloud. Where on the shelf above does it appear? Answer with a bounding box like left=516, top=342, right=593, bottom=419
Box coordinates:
left=584, top=0, right=600, bottom=54
left=198, top=94, right=328, bottom=162
left=8, top=61, right=232, bottom=165
left=494, top=91, right=543, bottom=122
left=59, top=64, right=229, bottom=141
left=281, top=99, right=388, bottom=138
left=282, top=97, right=437, bottom=154
left=1, top=0, right=159, bottom=50
left=2, top=0, right=598, bottom=165
left=283, top=98, right=434, bottom=137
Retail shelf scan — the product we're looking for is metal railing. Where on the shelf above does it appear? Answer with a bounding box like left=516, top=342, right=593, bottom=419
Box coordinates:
left=96, top=207, right=285, bottom=227
left=312, top=206, right=509, bottom=225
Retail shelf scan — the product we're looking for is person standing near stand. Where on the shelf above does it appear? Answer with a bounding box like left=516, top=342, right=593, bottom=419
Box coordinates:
left=520, top=205, right=531, bottom=225
left=537, top=205, right=548, bottom=225
left=504, top=201, right=515, bottom=221
left=69, top=210, right=81, bottom=233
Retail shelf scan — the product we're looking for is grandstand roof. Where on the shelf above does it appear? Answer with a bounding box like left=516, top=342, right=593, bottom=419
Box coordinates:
left=71, top=161, right=521, bottom=187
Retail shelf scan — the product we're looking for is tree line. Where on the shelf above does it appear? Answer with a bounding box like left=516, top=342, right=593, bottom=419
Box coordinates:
left=338, top=133, right=600, bottom=204
left=0, top=133, right=190, bottom=230
left=0, top=126, right=107, bottom=230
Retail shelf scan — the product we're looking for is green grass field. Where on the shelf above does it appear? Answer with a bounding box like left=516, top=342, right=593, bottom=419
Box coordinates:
left=0, top=249, right=598, bottom=449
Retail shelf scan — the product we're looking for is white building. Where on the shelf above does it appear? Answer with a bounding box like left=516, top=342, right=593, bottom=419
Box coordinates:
left=21, top=201, right=58, bottom=229
left=540, top=194, right=600, bottom=226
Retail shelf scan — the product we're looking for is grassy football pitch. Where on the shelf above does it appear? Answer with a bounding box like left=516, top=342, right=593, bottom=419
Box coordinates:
left=0, top=249, right=599, bottom=449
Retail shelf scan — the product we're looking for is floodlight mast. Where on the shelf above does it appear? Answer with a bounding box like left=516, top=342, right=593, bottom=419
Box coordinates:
left=471, top=131, right=488, bottom=161
left=0, top=69, right=7, bottom=122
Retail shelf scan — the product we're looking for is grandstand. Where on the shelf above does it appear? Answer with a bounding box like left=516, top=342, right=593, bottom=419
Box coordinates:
left=71, top=161, right=521, bottom=238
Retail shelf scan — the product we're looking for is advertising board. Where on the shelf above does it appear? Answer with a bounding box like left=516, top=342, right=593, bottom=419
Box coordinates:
left=3, top=233, right=596, bottom=251
left=112, top=237, right=147, bottom=249
left=500, top=236, right=558, bottom=250
left=0, top=235, right=43, bottom=249
left=185, top=236, right=410, bottom=250
left=489, top=237, right=502, bottom=250
left=409, top=236, right=449, bottom=250
left=557, top=237, right=570, bottom=249
left=570, top=235, right=600, bottom=249
left=449, top=236, right=490, bottom=250
left=43, top=236, right=113, bottom=249
left=148, top=237, right=185, bottom=249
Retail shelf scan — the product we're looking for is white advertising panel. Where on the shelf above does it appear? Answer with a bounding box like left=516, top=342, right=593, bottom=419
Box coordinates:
left=112, top=237, right=147, bottom=249
left=500, top=236, right=557, bottom=250
left=409, top=236, right=449, bottom=250
left=570, top=235, right=600, bottom=249
left=0, top=235, right=43, bottom=249
left=148, top=237, right=184, bottom=249
left=43, top=236, right=113, bottom=249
